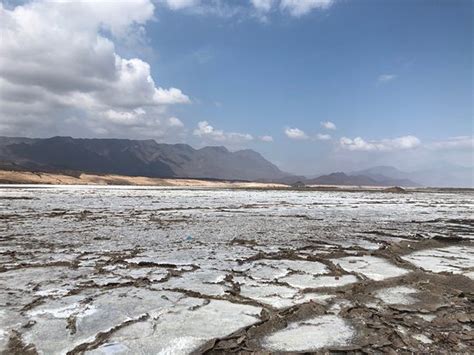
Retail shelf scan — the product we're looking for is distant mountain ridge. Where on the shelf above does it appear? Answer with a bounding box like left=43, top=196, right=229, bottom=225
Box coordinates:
left=305, top=172, right=419, bottom=187
left=348, top=166, right=421, bottom=187
left=351, top=165, right=473, bottom=188
left=0, top=136, right=290, bottom=181
left=350, top=166, right=409, bottom=180
left=1, top=137, right=468, bottom=187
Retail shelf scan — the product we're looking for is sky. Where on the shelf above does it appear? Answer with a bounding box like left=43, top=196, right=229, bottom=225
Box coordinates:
left=0, top=0, right=472, bottom=175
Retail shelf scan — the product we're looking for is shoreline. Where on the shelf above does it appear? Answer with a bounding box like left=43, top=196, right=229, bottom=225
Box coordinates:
left=0, top=169, right=285, bottom=189
left=0, top=169, right=472, bottom=193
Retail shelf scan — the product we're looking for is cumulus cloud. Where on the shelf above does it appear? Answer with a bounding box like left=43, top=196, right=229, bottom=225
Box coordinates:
left=377, top=74, right=397, bottom=84
left=340, top=135, right=421, bottom=151
left=321, top=121, right=336, bottom=130
left=285, top=127, right=308, bottom=140
left=193, top=121, right=253, bottom=143
left=168, top=116, right=185, bottom=128
left=316, top=133, right=331, bottom=141
left=154, top=87, right=190, bottom=105
left=0, top=0, right=189, bottom=138
left=259, top=135, right=274, bottom=142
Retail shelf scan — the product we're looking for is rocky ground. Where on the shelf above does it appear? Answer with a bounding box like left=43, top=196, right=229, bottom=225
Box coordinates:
left=0, top=186, right=473, bottom=354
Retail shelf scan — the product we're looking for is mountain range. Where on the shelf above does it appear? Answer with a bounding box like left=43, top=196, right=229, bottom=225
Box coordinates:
left=0, top=136, right=290, bottom=181
left=305, top=172, right=419, bottom=187
left=1, top=136, right=470, bottom=187
left=351, top=165, right=473, bottom=188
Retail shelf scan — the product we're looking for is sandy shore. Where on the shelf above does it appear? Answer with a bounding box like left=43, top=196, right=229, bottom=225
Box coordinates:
left=0, top=169, right=286, bottom=188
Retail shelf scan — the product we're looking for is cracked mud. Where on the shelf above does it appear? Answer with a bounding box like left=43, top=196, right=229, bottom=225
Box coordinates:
left=0, top=186, right=473, bottom=354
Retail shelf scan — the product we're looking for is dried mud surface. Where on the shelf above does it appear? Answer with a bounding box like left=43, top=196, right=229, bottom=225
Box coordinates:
left=0, top=186, right=473, bottom=354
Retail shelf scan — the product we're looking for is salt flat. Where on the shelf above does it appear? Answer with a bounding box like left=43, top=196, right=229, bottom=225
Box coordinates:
left=0, top=186, right=473, bottom=353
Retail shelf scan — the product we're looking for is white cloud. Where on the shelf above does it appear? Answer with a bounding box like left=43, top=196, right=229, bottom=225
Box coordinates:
left=168, top=116, right=184, bottom=128
left=0, top=1, right=189, bottom=138
left=339, top=137, right=373, bottom=151
left=429, top=136, right=474, bottom=150
left=194, top=121, right=216, bottom=136
left=154, top=87, right=190, bottom=105
left=280, top=0, right=335, bottom=16
left=316, top=133, right=331, bottom=141
left=259, top=135, right=274, bottom=142
left=321, top=121, right=336, bottom=130
left=160, top=0, right=334, bottom=18
left=163, top=0, right=201, bottom=10
left=285, top=127, right=308, bottom=140
left=251, top=0, right=276, bottom=12
left=340, top=135, right=421, bottom=151
left=102, top=108, right=146, bottom=126
left=377, top=74, right=397, bottom=83
left=162, top=0, right=243, bottom=18
left=193, top=121, right=253, bottom=143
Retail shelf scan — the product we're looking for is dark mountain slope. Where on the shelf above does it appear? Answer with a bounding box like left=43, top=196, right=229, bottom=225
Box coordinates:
left=0, top=136, right=290, bottom=181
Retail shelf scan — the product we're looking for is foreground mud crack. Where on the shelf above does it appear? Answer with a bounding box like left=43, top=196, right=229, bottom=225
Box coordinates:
left=0, top=186, right=473, bottom=353
left=66, top=314, right=150, bottom=354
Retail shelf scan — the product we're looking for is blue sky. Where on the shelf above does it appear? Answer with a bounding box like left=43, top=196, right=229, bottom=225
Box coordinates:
left=1, top=0, right=472, bottom=174
left=153, top=1, right=471, bottom=139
